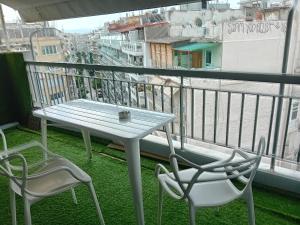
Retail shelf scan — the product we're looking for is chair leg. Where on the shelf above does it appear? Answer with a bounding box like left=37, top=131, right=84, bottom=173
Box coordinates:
left=71, top=188, right=78, bottom=204
left=189, top=203, right=196, bottom=225
left=245, top=188, right=255, bottom=225
left=87, top=182, right=105, bottom=225
left=10, top=189, right=17, bottom=225
left=24, top=199, right=32, bottom=225
left=157, top=183, right=163, bottom=225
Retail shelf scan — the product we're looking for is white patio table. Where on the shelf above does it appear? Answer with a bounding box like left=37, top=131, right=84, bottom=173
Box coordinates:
left=33, top=99, right=175, bottom=225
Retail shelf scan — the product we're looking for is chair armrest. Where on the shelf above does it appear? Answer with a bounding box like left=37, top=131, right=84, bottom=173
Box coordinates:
left=8, top=141, right=58, bottom=158
left=155, top=164, right=184, bottom=200
left=7, top=141, right=62, bottom=171
left=27, top=165, right=89, bottom=183
left=155, top=164, right=174, bottom=180
left=0, top=153, right=28, bottom=189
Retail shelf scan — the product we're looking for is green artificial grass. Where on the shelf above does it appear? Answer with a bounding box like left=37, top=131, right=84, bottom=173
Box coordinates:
left=0, top=127, right=299, bottom=225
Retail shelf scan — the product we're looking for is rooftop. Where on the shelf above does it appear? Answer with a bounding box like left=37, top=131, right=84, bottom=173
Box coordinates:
left=146, top=37, right=190, bottom=44
left=0, top=127, right=299, bottom=225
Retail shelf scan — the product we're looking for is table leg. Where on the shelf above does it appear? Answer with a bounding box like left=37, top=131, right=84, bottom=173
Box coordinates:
left=81, top=129, right=92, bottom=160
left=124, top=139, right=145, bottom=225
left=41, top=118, right=48, bottom=160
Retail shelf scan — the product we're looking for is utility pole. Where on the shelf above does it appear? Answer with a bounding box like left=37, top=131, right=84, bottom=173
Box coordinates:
left=0, top=4, right=10, bottom=50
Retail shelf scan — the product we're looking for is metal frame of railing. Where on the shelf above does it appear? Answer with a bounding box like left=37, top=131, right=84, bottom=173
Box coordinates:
left=25, top=60, right=300, bottom=170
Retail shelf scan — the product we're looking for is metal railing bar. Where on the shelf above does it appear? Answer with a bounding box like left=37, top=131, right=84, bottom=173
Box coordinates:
left=238, top=93, right=245, bottom=148
left=144, top=83, right=147, bottom=109
left=27, top=66, right=38, bottom=104
left=120, top=81, right=124, bottom=105
left=46, top=73, right=55, bottom=105
left=152, top=84, right=156, bottom=111
left=161, top=85, right=164, bottom=112
left=73, top=76, right=78, bottom=100
left=64, top=68, right=71, bottom=101
left=214, top=90, right=218, bottom=143
left=77, top=76, right=82, bottom=99
left=57, top=74, right=66, bottom=103
left=281, top=98, right=292, bottom=158
left=95, top=77, right=99, bottom=102
left=62, top=75, right=69, bottom=102
left=202, top=89, right=206, bottom=140
left=106, top=79, right=110, bottom=103
left=171, top=87, right=174, bottom=133
left=252, top=95, right=260, bottom=152
left=41, top=74, right=50, bottom=106
left=100, top=78, right=105, bottom=102
left=225, top=92, right=231, bottom=146
left=128, top=82, right=132, bottom=107
left=136, top=84, right=140, bottom=107
left=191, top=88, right=195, bottom=139
left=180, top=76, right=185, bottom=149
left=266, top=96, right=276, bottom=155
left=52, top=74, right=60, bottom=103
left=88, top=77, right=93, bottom=101
left=112, top=72, right=117, bottom=103
left=25, top=61, right=300, bottom=85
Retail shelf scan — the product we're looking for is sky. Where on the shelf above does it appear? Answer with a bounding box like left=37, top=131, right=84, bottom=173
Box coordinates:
left=2, top=0, right=240, bottom=34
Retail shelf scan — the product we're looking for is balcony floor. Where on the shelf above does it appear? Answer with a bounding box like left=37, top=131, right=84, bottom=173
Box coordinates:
left=0, top=128, right=300, bottom=225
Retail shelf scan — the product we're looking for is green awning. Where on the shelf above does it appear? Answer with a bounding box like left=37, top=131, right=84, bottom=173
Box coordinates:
left=174, top=43, right=218, bottom=52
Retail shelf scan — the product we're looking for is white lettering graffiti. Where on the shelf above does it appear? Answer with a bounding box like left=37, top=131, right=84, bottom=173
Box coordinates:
left=226, top=21, right=286, bottom=34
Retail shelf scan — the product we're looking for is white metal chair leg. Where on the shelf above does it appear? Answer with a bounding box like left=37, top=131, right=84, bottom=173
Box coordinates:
left=245, top=189, right=256, bottom=225
left=189, top=203, right=196, bottom=225
left=24, top=199, right=32, bottom=225
left=10, top=189, right=17, bottom=225
left=71, top=188, right=78, bottom=204
left=157, top=183, right=163, bottom=225
left=87, top=182, right=105, bottom=225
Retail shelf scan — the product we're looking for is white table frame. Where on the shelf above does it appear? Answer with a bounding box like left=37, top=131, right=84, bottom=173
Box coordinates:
left=34, top=99, right=175, bottom=225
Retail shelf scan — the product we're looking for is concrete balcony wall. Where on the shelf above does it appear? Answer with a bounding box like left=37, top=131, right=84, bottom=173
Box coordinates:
left=0, top=53, right=32, bottom=126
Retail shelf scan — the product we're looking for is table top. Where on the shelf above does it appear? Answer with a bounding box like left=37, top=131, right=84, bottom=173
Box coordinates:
left=33, top=99, right=175, bottom=140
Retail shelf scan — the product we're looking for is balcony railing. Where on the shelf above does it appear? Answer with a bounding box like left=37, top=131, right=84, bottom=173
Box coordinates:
left=121, top=41, right=144, bottom=55
left=25, top=61, right=300, bottom=171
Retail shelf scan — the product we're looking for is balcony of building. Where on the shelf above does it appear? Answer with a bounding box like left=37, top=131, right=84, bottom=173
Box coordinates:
left=121, top=41, right=144, bottom=56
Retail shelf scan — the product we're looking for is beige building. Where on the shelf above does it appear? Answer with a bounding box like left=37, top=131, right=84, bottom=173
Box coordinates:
left=148, top=37, right=188, bottom=68
left=31, top=35, right=73, bottom=106
left=32, top=36, right=64, bottom=62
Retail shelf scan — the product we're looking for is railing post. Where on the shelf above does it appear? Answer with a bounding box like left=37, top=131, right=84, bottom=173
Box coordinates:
left=271, top=94, right=283, bottom=170
left=180, top=75, right=185, bottom=150
left=270, top=0, right=298, bottom=170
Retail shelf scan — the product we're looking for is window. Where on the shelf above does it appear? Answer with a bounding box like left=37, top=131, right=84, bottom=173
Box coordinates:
left=42, top=45, right=58, bottom=55
left=195, top=18, right=203, bottom=27
left=50, top=92, right=64, bottom=101
left=291, top=101, right=299, bottom=120
left=205, top=50, right=212, bottom=66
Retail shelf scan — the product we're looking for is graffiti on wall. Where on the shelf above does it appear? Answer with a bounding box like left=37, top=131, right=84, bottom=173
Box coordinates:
left=226, top=21, right=287, bottom=34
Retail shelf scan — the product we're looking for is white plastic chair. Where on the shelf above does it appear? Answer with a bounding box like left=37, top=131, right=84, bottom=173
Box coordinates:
left=0, top=129, right=105, bottom=225
left=155, top=127, right=265, bottom=225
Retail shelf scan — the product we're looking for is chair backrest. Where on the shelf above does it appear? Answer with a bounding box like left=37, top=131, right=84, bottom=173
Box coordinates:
left=170, top=137, right=266, bottom=201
